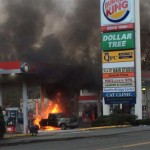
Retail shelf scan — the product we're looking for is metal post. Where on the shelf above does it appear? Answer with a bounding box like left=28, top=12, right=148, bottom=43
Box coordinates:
left=97, top=91, right=102, bottom=117
left=0, top=84, right=2, bottom=107
left=23, top=82, right=28, bottom=133
left=146, top=81, right=149, bottom=118
left=135, top=0, right=142, bottom=119
left=74, top=92, right=78, bottom=116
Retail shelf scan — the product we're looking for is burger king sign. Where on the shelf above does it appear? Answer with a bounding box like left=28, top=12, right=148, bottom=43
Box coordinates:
left=101, top=0, right=135, bottom=26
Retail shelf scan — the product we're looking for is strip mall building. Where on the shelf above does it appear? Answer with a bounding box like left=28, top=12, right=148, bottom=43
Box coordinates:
left=79, top=71, right=150, bottom=120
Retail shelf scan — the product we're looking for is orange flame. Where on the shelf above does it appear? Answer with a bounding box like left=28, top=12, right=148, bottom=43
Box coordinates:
left=34, top=100, right=63, bottom=131
left=33, top=116, right=41, bottom=128
left=51, top=104, right=62, bottom=113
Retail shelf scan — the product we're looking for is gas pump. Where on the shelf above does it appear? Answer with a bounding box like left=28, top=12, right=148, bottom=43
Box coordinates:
left=5, top=107, right=19, bottom=133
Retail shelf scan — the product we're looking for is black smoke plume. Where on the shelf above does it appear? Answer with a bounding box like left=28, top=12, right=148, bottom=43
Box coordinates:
left=1, top=0, right=149, bottom=105
left=140, top=0, right=150, bottom=70
left=0, top=0, right=101, bottom=98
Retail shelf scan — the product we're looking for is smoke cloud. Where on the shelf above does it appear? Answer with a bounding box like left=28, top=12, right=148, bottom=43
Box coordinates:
left=0, top=0, right=148, bottom=95
left=140, top=0, right=150, bottom=70
left=0, top=0, right=100, bottom=96
left=0, top=0, right=99, bottom=64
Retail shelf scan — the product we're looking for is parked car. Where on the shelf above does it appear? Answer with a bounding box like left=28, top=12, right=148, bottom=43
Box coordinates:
left=39, top=113, right=79, bottom=130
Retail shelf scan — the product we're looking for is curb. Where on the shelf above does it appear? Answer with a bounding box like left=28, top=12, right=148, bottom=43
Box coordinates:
left=79, top=125, right=131, bottom=131
left=0, top=125, right=146, bottom=147
left=4, top=125, right=131, bottom=138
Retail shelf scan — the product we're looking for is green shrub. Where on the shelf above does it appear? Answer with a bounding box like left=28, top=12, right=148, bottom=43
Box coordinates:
left=134, top=118, right=150, bottom=125
left=92, top=113, right=150, bottom=127
left=92, top=113, right=136, bottom=127
left=110, top=113, right=137, bottom=125
left=0, top=106, right=5, bottom=139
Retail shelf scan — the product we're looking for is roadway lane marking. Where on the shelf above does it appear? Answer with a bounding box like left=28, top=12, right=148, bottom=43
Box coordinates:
left=123, top=141, right=150, bottom=147
left=97, top=141, right=150, bottom=150
left=58, top=130, right=92, bottom=135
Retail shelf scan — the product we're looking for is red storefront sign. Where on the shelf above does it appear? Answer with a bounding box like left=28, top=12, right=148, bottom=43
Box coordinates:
left=101, top=23, right=135, bottom=32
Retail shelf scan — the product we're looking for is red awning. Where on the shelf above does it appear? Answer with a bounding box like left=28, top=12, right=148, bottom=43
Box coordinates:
left=78, top=96, right=98, bottom=103
left=0, top=61, right=21, bottom=74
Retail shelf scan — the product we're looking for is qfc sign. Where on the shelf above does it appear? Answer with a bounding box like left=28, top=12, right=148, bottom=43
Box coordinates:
left=101, top=0, right=135, bottom=25
left=102, top=50, right=134, bottom=63
left=101, top=31, right=134, bottom=50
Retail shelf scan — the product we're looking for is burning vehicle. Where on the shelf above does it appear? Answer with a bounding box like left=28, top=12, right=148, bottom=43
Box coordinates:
left=33, top=92, right=79, bottom=130
left=39, top=113, right=79, bottom=130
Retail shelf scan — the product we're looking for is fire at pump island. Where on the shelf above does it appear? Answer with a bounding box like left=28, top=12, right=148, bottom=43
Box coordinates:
left=33, top=94, right=79, bottom=131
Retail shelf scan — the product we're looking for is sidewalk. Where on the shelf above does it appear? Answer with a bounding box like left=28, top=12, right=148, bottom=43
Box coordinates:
left=1, top=125, right=150, bottom=147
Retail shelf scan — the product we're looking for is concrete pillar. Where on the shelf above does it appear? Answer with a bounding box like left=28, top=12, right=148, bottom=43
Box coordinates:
left=135, top=0, right=142, bottom=119
left=120, top=104, right=122, bottom=110
left=40, top=86, right=45, bottom=113
left=97, top=102, right=102, bottom=117
left=102, top=98, right=110, bottom=115
left=23, top=82, right=28, bottom=134
left=35, top=100, right=39, bottom=116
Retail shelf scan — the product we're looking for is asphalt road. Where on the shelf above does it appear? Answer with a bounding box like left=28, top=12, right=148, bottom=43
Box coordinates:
left=1, top=127, right=150, bottom=150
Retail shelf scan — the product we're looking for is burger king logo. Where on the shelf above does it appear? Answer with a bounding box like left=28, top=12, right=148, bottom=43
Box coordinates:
left=103, top=0, right=130, bottom=23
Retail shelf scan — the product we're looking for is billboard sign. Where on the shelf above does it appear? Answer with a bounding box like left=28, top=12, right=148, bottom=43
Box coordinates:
left=103, top=82, right=135, bottom=88
left=104, top=97, right=136, bottom=104
left=100, top=0, right=136, bottom=105
left=103, top=92, right=135, bottom=97
left=103, top=77, right=135, bottom=83
left=102, top=50, right=134, bottom=63
left=103, top=61, right=134, bottom=68
left=101, top=23, right=134, bottom=32
left=103, top=72, right=135, bottom=78
left=101, top=31, right=135, bottom=50
left=100, top=0, right=135, bottom=26
left=103, top=67, right=134, bottom=73
left=103, top=87, right=135, bottom=93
